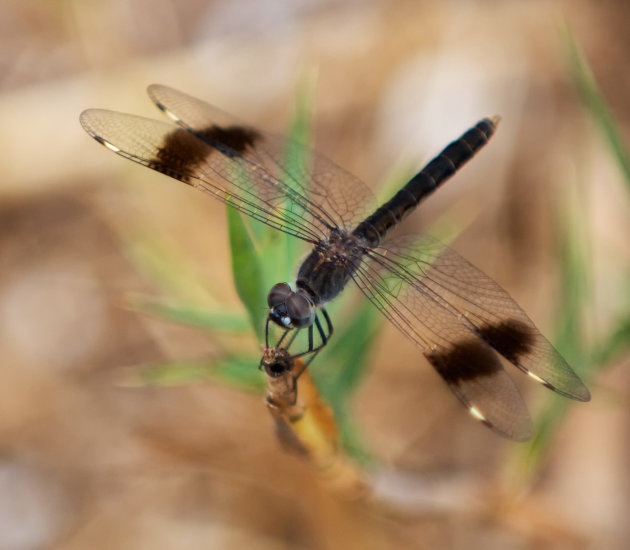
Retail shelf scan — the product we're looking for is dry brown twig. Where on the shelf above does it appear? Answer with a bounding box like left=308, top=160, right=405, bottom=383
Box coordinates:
left=261, top=347, right=366, bottom=498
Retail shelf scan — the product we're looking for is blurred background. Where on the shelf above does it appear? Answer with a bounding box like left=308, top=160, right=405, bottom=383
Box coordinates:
left=1, top=0, right=629, bottom=548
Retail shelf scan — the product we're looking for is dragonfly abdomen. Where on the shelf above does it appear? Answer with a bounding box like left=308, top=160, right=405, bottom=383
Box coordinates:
left=352, top=117, right=499, bottom=247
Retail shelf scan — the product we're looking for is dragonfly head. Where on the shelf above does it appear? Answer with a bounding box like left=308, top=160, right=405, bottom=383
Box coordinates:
left=267, top=282, right=315, bottom=329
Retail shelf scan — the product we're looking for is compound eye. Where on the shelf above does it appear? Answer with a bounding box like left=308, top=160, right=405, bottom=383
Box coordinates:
left=267, top=282, right=292, bottom=309
left=286, top=293, right=315, bottom=328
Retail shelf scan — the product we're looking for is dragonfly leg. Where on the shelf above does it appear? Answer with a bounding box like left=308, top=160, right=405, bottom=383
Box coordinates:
left=262, top=308, right=334, bottom=378
left=283, top=327, right=301, bottom=352
left=307, top=307, right=333, bottom=353
left=307, top=323, right=314, bottom=353
left=290, top=348, right=319, bottom=383
left=283, top=308, right=334, bottom=379
left=261, top=317, right=294, bottom=372
left=320, top=307, right=333, bottom=343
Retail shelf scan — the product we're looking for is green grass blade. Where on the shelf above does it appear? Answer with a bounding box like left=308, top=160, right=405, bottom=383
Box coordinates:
left=591, top=310, right=630, bottom=368
left=122, top=229, right=218, bottom=306
left=127, top=295, right=250, bottom=332
left=280, top=71, right=316, bottom=279
left=118, top=359, right=218, bottom=387
left=315, top=298, right=381, bottom=405
left=210, top=355, right=267, bottom=390
left=227, top=205, right=266, bottom=339
left=563, top=25, right=630, bottom=372
left=522, top=143, right=592, bottom=472
left=118, top=355, right=264, bottom=391
left=563, top=23, right=630, bottom=190
left=514, top=27, right=630, bottom=475
left=228, top=72, right=318, bottom=334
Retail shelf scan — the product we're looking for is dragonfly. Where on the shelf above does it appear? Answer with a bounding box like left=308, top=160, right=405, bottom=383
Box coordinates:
left=80, top=85, right=590, bottom=440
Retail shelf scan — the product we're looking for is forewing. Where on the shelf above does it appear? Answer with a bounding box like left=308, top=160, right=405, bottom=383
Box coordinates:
left=147, top=84, right=377, bottom=231
left=80, top=108, right=328, bottom=242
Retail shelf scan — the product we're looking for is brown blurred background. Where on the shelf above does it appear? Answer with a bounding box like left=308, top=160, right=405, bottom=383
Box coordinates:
left=1, top=1, right=629, bottom=549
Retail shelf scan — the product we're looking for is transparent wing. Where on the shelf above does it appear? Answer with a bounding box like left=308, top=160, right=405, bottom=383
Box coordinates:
left=80, top=85, right=378, bottom=244
left=350, top=234, right=590, bottom=440
left=147, top=84, right=377, bottom=231
left=81, top=108, right=328, bottom=242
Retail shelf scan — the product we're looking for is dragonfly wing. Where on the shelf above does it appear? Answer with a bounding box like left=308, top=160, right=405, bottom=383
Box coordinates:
left=351, top=241, right=533, bottom=440
left=377, top=234, right=590, bottom=401
left=351, top=233, right=589, bottom=439
left=147, top=84, right=377, bottom=231
left=387, top=236, right=590, bottom=401
left=80, top=108, right=329, bottom=243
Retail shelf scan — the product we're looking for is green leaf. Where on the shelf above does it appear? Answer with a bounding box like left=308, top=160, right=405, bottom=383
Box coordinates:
left=316, top=297, right=381, bottom=404
left=562, top=23, right=630, bottom=373
left=227, top=71, right=318, bottom=331
left=118, top=356, right=264, bottom=391
left=591, top=310, right=630, bottom=368
left=279, top=70, right=316, bottom=280
left=227, top=205, right=266, bottom=339
left=520, top=169, right=591, bottom=471
left=118, top=359, right=218, bottom=387
left=563, top=23, right=630, bottom=191
left=127, top=295, right=250, bottom=332
left=121, top=229, right=217, bottom=306
left=513, top=27, right=630, bottom=476
left=210, top=355, right=267, bottom=390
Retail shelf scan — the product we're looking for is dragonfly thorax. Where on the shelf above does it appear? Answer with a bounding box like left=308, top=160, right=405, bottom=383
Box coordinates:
left=295, top=230, right=364, bottom=306
left=267, top=282, right=316, bottom=329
